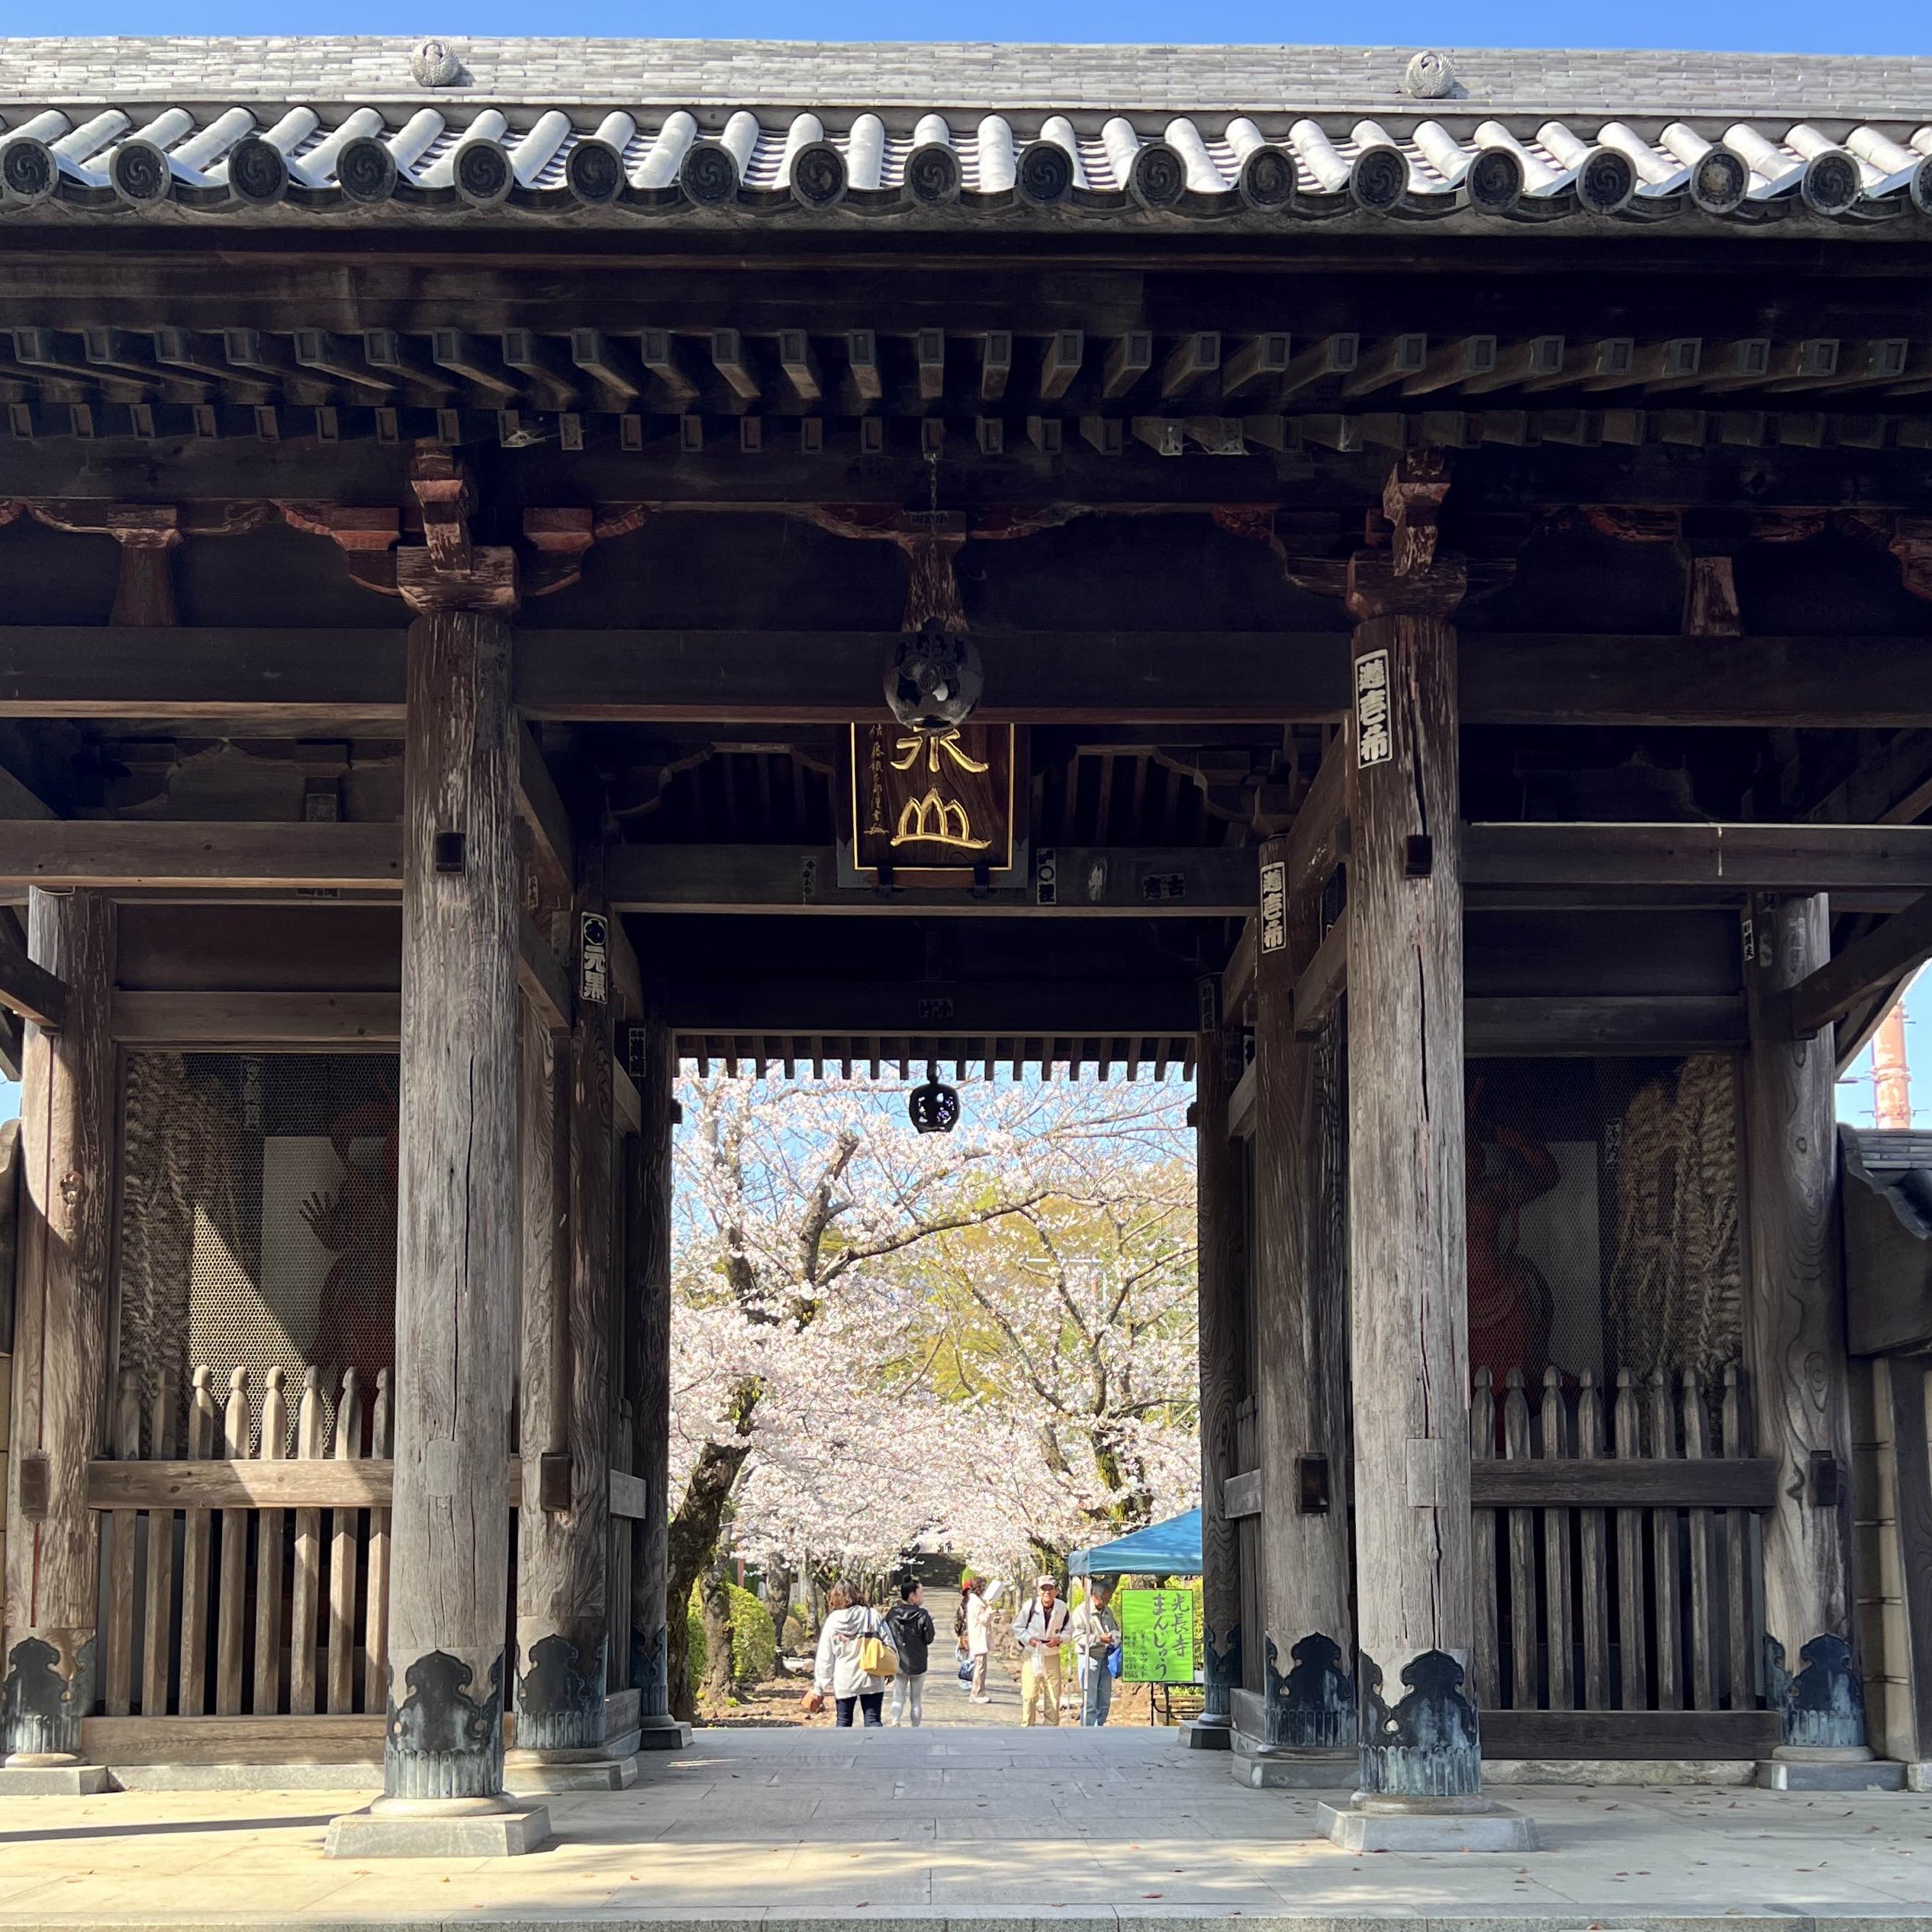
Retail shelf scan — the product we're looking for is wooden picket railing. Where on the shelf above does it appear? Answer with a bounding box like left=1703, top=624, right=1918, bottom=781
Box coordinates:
left=89, top=1363, right=650, bottom=1728
left=95, top=1364, right=393, bottom=1719
left=1469, top=1363, right=1776, bottom=1744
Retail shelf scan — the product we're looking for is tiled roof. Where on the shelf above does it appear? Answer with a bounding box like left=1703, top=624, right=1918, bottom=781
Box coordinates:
left=0, top=36, right=1927, bottom=225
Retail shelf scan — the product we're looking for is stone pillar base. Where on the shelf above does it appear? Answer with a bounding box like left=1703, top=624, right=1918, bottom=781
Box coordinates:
left=504, top=1746, right=636, bottom=1792
left=324, top=1795, right=552, bottom=1858
left=635, top=1716, right=694, bottom=1750
left=1757, top=1748, right=1904, bottom=1792
left=1231, top=1743, right=1355, bottom=1789
left=1319, top=1795, right=1541, bottom=1852
left=1180, top=1717, right=1232, bottom=1751
left=0, top=1762, right=111, bottom=1795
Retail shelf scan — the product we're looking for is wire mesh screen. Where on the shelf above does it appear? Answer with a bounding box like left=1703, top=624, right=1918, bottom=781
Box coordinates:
left=1465, top=1053, right=1743, bottom=1389
left=118, top=1053, right=400, bottom=1453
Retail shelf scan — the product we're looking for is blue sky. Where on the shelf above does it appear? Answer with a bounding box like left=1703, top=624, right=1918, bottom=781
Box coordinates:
left=32, top=3, right=1932, bottom=56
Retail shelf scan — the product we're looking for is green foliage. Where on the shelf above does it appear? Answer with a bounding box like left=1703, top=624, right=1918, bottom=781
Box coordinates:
left=781, top=1608, right=812, bottom=1655
left=687, top=1580, right=781, bottom=1696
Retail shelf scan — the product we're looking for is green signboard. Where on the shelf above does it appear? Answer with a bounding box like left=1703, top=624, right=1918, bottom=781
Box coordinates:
left=1118, top=1587, right=1196, bottom=1685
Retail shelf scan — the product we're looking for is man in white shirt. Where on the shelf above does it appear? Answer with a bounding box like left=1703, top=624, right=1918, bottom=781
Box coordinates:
left=1011, top=1575, right=1071, bottom=1726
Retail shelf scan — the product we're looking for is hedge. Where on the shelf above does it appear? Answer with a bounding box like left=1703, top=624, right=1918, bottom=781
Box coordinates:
left=686, top=1580, right=779, bottom=1694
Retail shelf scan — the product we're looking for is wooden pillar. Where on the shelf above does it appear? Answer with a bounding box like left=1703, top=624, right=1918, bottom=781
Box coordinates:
left=384, top=610, right=521, bottom=1805
left=510, top=860, right=615, bottom=1765
left=1192, top=977, right=1245, bottom=1737
left=1, top=890, right=114, bottom=1773
left=1253, top=803, right=1354, bottom=1757
left=1340, top=459, right=1492, bottom=1812
left=1743, top=893, right=1867, bottom=1760
left=629, top=1015, right=683, bottom=1740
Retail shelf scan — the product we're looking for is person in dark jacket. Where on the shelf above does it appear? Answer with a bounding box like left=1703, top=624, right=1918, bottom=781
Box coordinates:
left=885, top=1579, right=936, bottom=1727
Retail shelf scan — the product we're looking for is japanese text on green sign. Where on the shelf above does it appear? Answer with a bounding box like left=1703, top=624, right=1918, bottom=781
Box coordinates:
left=1119, top=1588, right=1196, bottom=1685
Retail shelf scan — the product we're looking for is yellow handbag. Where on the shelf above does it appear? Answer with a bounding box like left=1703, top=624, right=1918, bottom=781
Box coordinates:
left=857, top=1614, right=900, bottom=1679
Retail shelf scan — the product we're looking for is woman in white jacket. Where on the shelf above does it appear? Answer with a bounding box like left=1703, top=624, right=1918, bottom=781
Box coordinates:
left=964, top=1576, right=1006, bottom=1705
left=813, top=1583, right=888, bottom=1728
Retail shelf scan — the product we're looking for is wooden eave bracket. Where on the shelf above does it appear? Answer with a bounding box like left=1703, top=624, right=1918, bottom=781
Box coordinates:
left=1788, top=888, right=1932, bottom=1040
left=791, top=502, right=1085, bottom=630
left=0, top=915, right=66, bottom=1031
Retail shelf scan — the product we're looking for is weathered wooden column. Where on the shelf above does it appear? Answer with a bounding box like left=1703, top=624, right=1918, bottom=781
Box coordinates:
left=325, top=457, right=548, bottom=1856
left=1187, top=977, right=1243, bottom=1747
left=507, top=853, right=626, bottom=1788
left=1322, top=454, right=1534, bottom=1850
left=1743, top=894, right=1878, bottom=1786
left=0, top=890, right=114, bottom=1795
left=629, top=1014, right=689, bottom=1747
left=1247, top=751, right=1356, bottom=1784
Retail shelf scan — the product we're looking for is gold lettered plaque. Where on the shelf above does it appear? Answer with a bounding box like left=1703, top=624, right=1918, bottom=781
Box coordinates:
left=846, top=722, right=1023, bottom=883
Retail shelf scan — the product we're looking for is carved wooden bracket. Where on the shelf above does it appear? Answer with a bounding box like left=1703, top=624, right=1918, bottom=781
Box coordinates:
left=1382, top=447, right=1452, bottom=578
left=1582, top=504, right=1843, bottom=638
left=20, top=499, right=271, bottom=628
left=791, top=503, right=1082, bottom=632
left=519, top=504, right=652, bottom=599
left=1892, top=517, right=1932, bottom=602
left=278, top=502, right=403, bottom=597
left=1348, top=452, right=1466, bottom=621
left=410, top=444, right=475, bottom=577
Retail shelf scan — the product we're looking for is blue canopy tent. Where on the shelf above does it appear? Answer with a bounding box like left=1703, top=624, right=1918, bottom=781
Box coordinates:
left=1067, top=1508, right=1202, bottom=1578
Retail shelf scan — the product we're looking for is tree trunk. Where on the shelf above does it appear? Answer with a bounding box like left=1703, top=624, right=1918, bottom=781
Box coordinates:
left=664, top=1413, right=755, bottom=1721
left=699, top=1565, right=734, bottom=1708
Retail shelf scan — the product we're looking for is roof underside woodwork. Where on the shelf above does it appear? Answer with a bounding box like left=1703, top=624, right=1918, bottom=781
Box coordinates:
left=0, top=35, right=1926, bottom=1082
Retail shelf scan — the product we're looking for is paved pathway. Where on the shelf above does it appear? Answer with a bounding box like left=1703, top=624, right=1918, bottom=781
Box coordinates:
left=6, top=1728, right=1932, bottom=1928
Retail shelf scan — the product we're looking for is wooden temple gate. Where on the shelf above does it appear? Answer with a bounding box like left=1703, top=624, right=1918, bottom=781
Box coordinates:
left=0, top=34, right=1925, bottom=1835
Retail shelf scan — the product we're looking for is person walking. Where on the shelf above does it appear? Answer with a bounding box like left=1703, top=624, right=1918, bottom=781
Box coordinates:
left=1013, top=1575, right=1071, bottom=1726
left=812, top=1583, right=888, bottom=1728
left=885, top=1579, right=936, bottom=1727
left=1071, top=1578, right=1122, bottom=1727
left=964, top=1574, right=1004, bottom=1705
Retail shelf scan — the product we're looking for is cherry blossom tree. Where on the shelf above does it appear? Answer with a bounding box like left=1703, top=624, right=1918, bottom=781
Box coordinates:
left=665, top=1068, right=1196, bottom=1710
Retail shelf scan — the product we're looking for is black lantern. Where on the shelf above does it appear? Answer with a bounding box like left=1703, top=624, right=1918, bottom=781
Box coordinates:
left=885, top=620, right=984, bottom=736
left=907, top=1062, right=961, bottom=1135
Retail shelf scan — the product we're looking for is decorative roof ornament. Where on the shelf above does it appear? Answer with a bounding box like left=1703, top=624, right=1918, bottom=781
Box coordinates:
left=410, top=37, right=464, bottom=88
left=1402, top=50, right=1457, bottom=99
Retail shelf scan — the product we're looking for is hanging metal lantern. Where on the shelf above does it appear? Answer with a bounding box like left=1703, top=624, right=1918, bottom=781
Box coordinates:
left=884, top=620, right=984, bottom=736
left=907, top=1061, right=961, bottom=1135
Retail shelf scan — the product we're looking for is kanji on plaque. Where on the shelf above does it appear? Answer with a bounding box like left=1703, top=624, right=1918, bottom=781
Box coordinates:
left=846, top=721, right=1019, bottom=881
left=1355, top=648, right=1393, bottom=768
left=1259, top=859, right=1288, bottom=954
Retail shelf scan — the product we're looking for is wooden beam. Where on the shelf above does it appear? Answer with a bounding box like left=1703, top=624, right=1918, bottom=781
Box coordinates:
left=1471, top=1459, right=1776, bottom=1509
left=515, top=729, right=574, bottom=900
left=1221, top=1471, right=1261, bottom=1521
left=1291, top=906, right=1348, bottom=1040
left=662, top=977, right=1197, bottom=1034
left=1462, top=633, right=1932, bottom=729
left=0, top=627, right=1927, bottom=730
left=89, top=1457, right=525, bottom=1510
left=1480, top=1708, right=1779, bottom=1760
left=1221, top=916, right=1257, bottom=1018
left=610, top=844, right=1252, bottom=916
left=517, top=911, right=572, bottom=1034
left=1465, top=994, right=1746, bottom=1055
left=0, top=822, right=402, bottom=891
left=111, top=990, right=401, bottom=1046
left=0, top=628, right=407, bottom=728
left=0, top=916, right=65, bottom=1029
left=1789, top=891, right=1932, bottom=1036
left=1465, top=823, right=1932, bottom=894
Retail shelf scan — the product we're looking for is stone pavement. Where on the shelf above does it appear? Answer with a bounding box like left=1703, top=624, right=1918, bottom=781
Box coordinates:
left=7, top=1727, right=1932, bottom=1929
